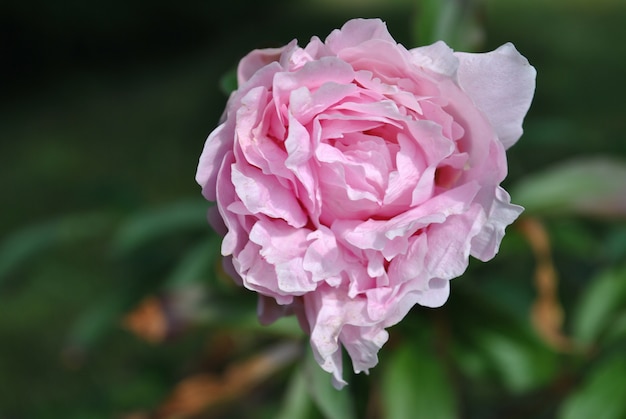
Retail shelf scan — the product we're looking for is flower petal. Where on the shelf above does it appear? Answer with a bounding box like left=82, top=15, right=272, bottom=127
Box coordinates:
left=455, top=43, right=536, bottom=149
left=470, top=186, right=523, bottom=261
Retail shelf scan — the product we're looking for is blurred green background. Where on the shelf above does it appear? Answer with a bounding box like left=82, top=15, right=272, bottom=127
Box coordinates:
left=1, top=0, right=626, bottom=418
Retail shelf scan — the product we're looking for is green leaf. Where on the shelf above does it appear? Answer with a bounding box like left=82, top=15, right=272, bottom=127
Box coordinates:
left=559, top=355, right=626, bottom=419
left=219, top=68, right=238, bottom=95
left=0, top=211, right=114, bottom=284
left=472, top=329, right=556, bottom=393
left=603, top=311, right=626, bottom=345
left=571, top=266, right=626, bottom=345
left=449, top=284, right=558, bottom=393
left=164, top=235, right=221, bottom=288
left=304, top=348, right=356, bottom=419
left=65, top=292, right=129, bottom=353
left=111, top=200, right=210, bottom=257
left=604, top=224, right=626, bottom=265
left=414, top=0, right=484, bottom=51
left=277, top=365, right=314, bottom=419
left=510, top=158, right=626, bottom=217
left=381, top=341, right=457, bottom=419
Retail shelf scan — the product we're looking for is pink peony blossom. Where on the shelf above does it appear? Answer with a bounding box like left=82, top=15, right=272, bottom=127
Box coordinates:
left=196, top=18, right=535, bottom=388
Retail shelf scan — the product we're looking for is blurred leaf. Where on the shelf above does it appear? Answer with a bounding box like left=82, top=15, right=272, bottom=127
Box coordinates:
left=548, top=218, right=602, bottom=259
left=0, top=211, right=114, bottom=285
left=603, top=311, right=626, bottom=345
left=304, top=348, right=356, bottom=419
left=65, top=292, right=129, bottom=356
left=219, top=68, right=238, bottom=96
left=111, top=200, right=210, bottom=257
left=450, top=284, right=558, bottom=393
left=381, top=340, right=457, bottom=419
left=157, top=341, right=302, bottom=418
left=186, top=294, right=304, bottom=338
left=277, top=365, right=313, bottom=419
left=165, top=235, right=221, bottom=288
left=253, top=315, right=305, bottom=338
left=414, top=0, right=484, bottom=51
left=511, top=158, right=626, bottom=217
left=604, top=224, right=626, bottom=265
left=559, top=355, right=626, bottom=419
left=571, top=266, right=626, bottom=345
left=472, top=329, right=556, bottom=393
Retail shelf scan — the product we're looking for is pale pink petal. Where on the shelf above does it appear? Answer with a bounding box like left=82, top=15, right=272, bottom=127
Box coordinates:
left=303, top=227, right=343, bottom=282
left=410, top=40, right=459, bottom=77
left=272, top=57, right=355, bottom=106
left=196, top=124, right=232, bottom=202
left=470, top=186, right=523, bottom=261
left=303, top=289, right=348, bottom=388
left=387, top=234, right=428, bottom=285
left=248, top=220, right=317, bottom=294
left=237, top=44, right=289, bottom=86
left=325, top=18, right=395, bottom=53
left=248, top=219, right=309, bottom=264
left=424, top=205, right=486, bottom=280
left=289, top=82, right=360, bottom=125
left=231, top=163, right=308, bottom=228
left=284, top=112, right=312, bottom=167
left=337, top=38, right=412, bottom=79
left=340, top=324, right=388, bottom=374
left=455, top=43, right=536, bottom=149
left=414, top=278, right=450, bottom=308
left=335, top=181, right=480, bottom=254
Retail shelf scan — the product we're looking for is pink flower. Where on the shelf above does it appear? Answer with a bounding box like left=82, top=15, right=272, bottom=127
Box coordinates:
left=196, top=18, right=535, bottom=388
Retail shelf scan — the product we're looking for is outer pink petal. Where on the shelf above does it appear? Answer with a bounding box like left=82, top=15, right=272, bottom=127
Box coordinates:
left=455, top=43, right=536, bottom=149
left=470, top=186, right=523, bottom=261
left=410, top=41, right=459, bottom=77
left=248, top=220, right=318, bottom=295
left=325, top=18, right=396, bottom=53
left=413, top=278, right=450, bottom=308
left=196, top=124, right=232, bottom=201
left=303, top=284, right=390, bottom=389
left=423, top=205, right=485, bottom=280
left=237, top=45, right=288, bottom=86
left=340, top=324, right=388, bottom=374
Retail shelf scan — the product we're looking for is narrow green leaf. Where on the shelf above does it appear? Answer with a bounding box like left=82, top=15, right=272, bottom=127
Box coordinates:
left=511, top=158, right=626, bottom=217
left=381, top=341, right=457, bottom=419
left=0, top=211, right=113, bottom=284
left=65, top=292, right=129, bottom=352
left=304, top=348, right=356, bottom=419
left=111, top=200, right=210, bottom=257
left=559, top=355, right=626, bottom=419
left=572, top=266, right=626, bottom=345
left=277, top=365, right=313, bottom=419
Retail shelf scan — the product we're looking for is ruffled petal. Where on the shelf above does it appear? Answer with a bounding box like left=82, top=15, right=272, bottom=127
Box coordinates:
left=470, top=186, right=524, bottom=261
